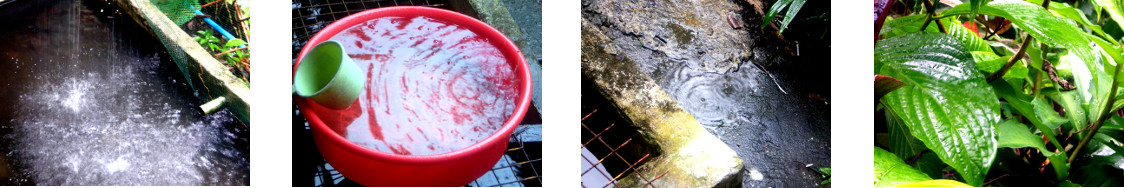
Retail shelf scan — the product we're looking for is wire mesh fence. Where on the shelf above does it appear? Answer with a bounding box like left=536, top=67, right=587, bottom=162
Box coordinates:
left=292, top=0, right=450, bottom=61
left=580, top=109, right=666, bottom=188
left=291, top=1, right=541, bottom=186
left=292, top=104, right=542, bottom=187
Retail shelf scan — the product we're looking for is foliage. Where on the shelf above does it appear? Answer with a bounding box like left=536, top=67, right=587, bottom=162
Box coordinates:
left=762, top=0, right=807, bottom=33
left=875, top=0, right=1124, bottom=186
left=194, top=30, right=249, bottom=81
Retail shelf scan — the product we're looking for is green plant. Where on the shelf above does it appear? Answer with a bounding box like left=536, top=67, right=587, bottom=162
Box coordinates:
left=819, top=167, right=831, bottom=185
left=875, top=0, right=1124, bottom=186
left=194, top=30, right=249, bottom=81
left=762, top=0, right=807, bottom=33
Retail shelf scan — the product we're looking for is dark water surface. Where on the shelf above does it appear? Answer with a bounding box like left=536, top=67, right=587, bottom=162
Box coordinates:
left=0, top=0, right=248, bottom=185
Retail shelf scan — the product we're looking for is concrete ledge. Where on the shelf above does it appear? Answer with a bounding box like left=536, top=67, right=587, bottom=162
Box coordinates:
left=463, top=0, right=543, bottom=113
left=114, top=0, right=250, bottom=124
left=582, top=19, right=743, bottom=187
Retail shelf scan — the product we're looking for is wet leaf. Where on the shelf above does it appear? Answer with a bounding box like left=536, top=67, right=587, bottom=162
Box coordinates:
left=1044, top=90, right=1087, bottom=132
left=777, top=0, right=805, bottom=34
left=876, top=75, right=907, bottom=102
left=946, top=19, right=992, bottom=52
left=875, top=147, right=933, bottom=187
left=997, top=120, right=1048, bottom=150
left=972, top=52, right=1026, bottom=78
left=990, top=80, right=1065, bottom=150
left=996, top=119, right=1069, bottom=179
left=887, top=110, right=926, bottom=160
left=877, top=32, right=999, bottom=186
left=970, top=0, right=992, bottom=27
left=945, top=1, right=1097, bottom=74
left=1071, top=139, right=1124, bottom=186
left=1025, top=0, right=1118, bottom=45
left=879, top=15, right=940, bottom=39
left=225, top=39, right=247, bottom=48
left=1092, top=0, right=1124, bottom=37
left=762, top=0, right=793, bottom=30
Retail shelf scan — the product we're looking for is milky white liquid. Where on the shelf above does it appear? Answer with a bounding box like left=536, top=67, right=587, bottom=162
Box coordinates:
left=329, top=16, right=518, bottom=155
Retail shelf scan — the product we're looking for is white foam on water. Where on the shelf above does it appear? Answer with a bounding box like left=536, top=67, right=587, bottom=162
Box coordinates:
left=8, top=60, right=247, bottom=185
left=748, top=168, right=764, bottom=181
left=330, top=16, right=517, bottom=155
left=105, top=156, right=129, bottom=173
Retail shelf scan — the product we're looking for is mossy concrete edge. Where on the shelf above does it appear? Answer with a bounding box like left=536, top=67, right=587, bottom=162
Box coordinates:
left=464, top=0, right=543, bottom=113
left=115, top=0, right=250, bottom=124
left=582, top=18, right=743, bottom=187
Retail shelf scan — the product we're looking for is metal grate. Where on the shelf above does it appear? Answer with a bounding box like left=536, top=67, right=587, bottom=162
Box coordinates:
left=293, top=105, right=542, bottom=187
left=291, top=1, right=541, bottom=186
left=292, top=0, right=451, bottom=61
left=580, top=109, right=666, bottom=188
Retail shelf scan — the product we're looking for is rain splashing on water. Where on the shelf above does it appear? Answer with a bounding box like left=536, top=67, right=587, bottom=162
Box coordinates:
left=0, top=0, right=248, bottom=185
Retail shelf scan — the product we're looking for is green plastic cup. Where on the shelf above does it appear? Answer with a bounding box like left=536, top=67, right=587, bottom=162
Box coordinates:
left=294, top=40, right=364, bottom=109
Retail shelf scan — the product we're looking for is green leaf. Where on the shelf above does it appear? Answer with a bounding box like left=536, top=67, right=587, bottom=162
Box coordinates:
left=887, top=110, right=927, bottom=160
left=1071, top=138, right=1124, bottom=186
left=879, top=15, right=942, bottom=39
left=1033, top=97, right=1070, bottom=131
left=820, top=167, right=831, bottom=185
left=225, top=39, right=247, bottom=47
left=990, top=80, right=1066, bottom=150
left=1043, top=1, right=1117, bottom=45
left=997, top=120, right=1048, bottom=150
left=762, top=0, right=793, bottom=30
left=945, top=1, right=1098, bottom=74
left=996, top=119, right=1070, bottom=180
left=1044, top=90, right=1088, bottom=132
left=972, top=52, right=1026, bottom=78
left=875, top=147, right=933, bottom=187
left=1058, top=180, right=1082, bottom=187
left=913, top=152, right=947, bottom=179
left=876, top=75, right=907, bottom=102
left=968, top=0, right=992, bottom=34
left=945, top=18, right=991, bottom=52
left=892, top=179, right=972, bottom=187
left=777, top=0, right=806, bottom=33
left=1093, top=0, right=1124, bottom=39
left=876, top=32, right=999, bottom=186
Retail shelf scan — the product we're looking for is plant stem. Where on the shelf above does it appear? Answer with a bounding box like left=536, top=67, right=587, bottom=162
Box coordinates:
left=1032, top=68, right=1043, bottom=96
left=1068, top=51, right=1124, bottom=163
left=987, top=34, right=1033, bottom=82
left=213, top=46, right=248, bottom=58
left=918, top=0, right=947, bottom=33
left=875, top=0, right=897, bottom=41
left=1033, top=43, right=1048, bottom=97
left=920, top=14, right=934, bottom=31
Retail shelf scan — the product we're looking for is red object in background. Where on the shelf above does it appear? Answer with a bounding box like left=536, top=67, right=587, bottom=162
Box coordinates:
left=963, top=21, right=981, bottom=37
left=294, top=6, right=532, bottom=187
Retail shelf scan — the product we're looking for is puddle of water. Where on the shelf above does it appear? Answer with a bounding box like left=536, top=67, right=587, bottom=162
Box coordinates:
left=0, top=0, right=248, bottom=185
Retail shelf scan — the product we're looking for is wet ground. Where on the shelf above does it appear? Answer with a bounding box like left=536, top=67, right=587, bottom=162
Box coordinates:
left=0, top=0, right=249, bottom=185
left=582, top=0, right=830, bottom=187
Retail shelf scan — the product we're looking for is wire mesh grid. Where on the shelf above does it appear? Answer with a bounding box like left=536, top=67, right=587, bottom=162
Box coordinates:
left=196, top=0, right=250, bottom=39
left=291, top=0, right=451, bottom=61
left=293, top=104, right=542, bottom=187
left=291, top=2, right=541, bottom=186
left=580, top=109, right=667, bottom=188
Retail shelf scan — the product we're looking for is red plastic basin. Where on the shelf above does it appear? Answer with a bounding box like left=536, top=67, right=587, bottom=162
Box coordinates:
left=294, top=6, right=531, bottom=186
